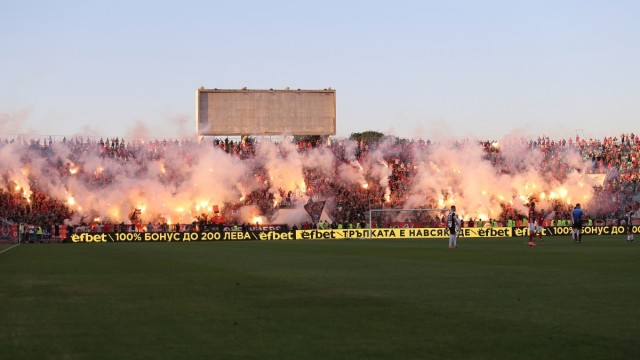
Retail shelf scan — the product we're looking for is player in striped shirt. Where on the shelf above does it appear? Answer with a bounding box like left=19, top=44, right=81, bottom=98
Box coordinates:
left=624, top=206, right=635, bottom=243
left=528, top=202, right=537, bottom=247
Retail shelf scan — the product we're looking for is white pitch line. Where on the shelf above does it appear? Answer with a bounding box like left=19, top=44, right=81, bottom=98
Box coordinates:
left=0, top=243, right=20, bottom=254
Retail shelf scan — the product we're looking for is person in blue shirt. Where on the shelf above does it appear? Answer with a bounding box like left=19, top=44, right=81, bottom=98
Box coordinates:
left=571, top=203, right=585, bottom=243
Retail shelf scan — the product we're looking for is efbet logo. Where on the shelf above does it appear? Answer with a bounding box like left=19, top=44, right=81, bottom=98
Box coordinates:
left=71, top=233, right=107, bottom=243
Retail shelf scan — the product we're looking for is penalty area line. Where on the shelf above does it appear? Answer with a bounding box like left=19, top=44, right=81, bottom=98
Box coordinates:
left=0, top=243, right=20, bottom=255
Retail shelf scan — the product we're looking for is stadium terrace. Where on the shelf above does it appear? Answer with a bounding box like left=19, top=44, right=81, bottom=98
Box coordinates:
left=0, top=133, right=638, bottom=242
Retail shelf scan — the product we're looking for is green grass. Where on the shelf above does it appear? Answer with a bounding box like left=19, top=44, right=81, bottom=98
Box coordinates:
left=1, top=236, right=639, bottom=359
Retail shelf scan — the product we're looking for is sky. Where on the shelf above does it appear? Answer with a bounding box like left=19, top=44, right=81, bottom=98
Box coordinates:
left=1, top=0, right=639, bottom=141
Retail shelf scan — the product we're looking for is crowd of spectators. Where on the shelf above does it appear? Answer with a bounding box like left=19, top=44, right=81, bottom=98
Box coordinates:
left=1, top=133, right=639, bottom=232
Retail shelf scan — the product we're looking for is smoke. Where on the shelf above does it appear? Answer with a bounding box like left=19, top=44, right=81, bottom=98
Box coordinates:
left=337, top=161, right=366, bottom=187
left=125, top=120, right=153, bottom=141
left=404, top=137, right=597, bottom=221
left=168, top=114, right=193, bottom=140
left=0, top=132, right=601, bottom=226
left=0, top=109, right=32, bottom=135
left=301, top=145, right=335, bottom=174
left=257, top=140, right=305, bottom=205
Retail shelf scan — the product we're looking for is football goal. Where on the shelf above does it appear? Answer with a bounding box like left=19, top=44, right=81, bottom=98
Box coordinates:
left=368, top=208, right=448, bottom=230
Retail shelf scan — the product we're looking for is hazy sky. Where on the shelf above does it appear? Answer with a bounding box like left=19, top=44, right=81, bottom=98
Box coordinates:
left=1, top=0, right=638, bottom=140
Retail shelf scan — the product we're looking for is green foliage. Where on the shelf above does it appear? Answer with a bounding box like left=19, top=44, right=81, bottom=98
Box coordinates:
left=349, top=131, right=385, bottom=145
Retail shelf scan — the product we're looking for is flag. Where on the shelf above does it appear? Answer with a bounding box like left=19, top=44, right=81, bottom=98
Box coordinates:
left=304, top=201, right=326, bottom=224
left=587, top=174, right=606, bottom=187
left=213, top=215, right=225, bottom=224
left=213, top=205, right=220, bottom=214
left=129, top=208, right=142, bottom=221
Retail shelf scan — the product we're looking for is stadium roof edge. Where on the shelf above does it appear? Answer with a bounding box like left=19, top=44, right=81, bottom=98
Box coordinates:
left=197, top=88, right=335, bottom=93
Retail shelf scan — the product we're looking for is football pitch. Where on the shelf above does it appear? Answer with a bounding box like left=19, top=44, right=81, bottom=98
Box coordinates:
left=1, top=236, right=639, bottom=359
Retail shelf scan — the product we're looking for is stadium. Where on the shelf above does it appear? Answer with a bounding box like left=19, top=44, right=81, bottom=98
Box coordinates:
left=1, top=87, right=638, bottom=242
left=1, top=88, right=639, bottom=359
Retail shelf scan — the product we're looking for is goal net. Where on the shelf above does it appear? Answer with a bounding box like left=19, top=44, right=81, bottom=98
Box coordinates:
left=368, top=208, right=448, bottom=230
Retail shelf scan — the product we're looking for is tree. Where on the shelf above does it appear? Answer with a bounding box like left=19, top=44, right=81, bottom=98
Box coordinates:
left=350, top=131, right=385, bottom=145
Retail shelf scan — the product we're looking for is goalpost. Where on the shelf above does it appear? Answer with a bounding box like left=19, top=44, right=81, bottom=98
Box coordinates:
left=368, top=208, right=448, bottom=237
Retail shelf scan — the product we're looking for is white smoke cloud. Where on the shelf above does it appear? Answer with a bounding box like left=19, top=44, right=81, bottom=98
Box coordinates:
left=403, top=138, right=596, bottom=221
left=0, top=109, right=33, bottom=135
left=0, top=132, right=601, bottom=226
